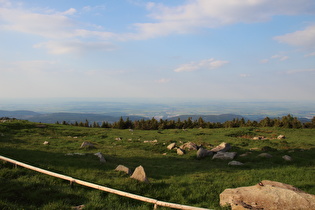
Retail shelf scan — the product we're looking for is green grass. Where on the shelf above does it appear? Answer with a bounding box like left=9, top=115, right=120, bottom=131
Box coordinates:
left=0, top=121, right=314, bottom=209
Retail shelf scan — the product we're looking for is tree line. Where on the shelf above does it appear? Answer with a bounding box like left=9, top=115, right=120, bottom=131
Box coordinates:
left=56, top=114, right=315, bottom=129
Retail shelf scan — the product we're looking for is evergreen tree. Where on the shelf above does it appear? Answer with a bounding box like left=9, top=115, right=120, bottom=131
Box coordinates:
left=84, top=119, right=89, bottom=127
left=92, top=121, right=100, bottom=128
left=197, top=117, right=206, bottom=128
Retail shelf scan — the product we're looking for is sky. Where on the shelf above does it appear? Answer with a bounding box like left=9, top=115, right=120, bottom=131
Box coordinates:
left=0, top=0, right=315, bottom=102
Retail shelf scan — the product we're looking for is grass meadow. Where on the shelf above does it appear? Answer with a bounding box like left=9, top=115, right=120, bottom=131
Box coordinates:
left=0, top=120, right=314, bottom=209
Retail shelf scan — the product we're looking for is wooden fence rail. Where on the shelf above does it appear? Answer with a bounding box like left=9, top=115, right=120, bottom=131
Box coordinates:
left=0, top=155, right=212, bottom=210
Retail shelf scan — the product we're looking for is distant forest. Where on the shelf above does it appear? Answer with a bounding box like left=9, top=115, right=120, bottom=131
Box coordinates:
left=56, top=114, right=315, bottom=129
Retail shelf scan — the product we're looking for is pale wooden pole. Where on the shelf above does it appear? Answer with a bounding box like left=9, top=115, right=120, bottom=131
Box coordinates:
left=0, top=155, right=211, bottom=210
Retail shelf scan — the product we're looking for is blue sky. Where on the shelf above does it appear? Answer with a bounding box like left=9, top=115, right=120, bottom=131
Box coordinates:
left=1, top=0, right=315, bottom=101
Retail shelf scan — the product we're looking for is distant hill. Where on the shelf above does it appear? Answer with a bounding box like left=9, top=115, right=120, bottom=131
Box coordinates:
left=1, top=110, right=310, bottom=124
left=0, top=110, right=148, bottom=124
left=167, top=114, right=246, bottom=123
left=0, top=110, right=41, bottom=119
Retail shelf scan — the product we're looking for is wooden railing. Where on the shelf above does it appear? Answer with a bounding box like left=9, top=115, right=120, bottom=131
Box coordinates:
left=0, top=155, right=212, bottom=210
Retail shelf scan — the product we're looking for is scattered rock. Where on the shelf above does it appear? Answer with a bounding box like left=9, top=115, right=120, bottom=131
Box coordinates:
left=228, top=161, right=244, bottom=166
left=220, top=180, right=315, bottom=210
left=65, top=153, right=85, bottom=156
left=180, top=142, right=198, bottom=151
left=115, top=165, right=132, bottom=175
left=277, top=135, right=286, bottom=139
left=177, top=148, right=185, bottom=155
left=211, top=142, right=231, bottom=153
left=167, top=142, right=176, bottom=150
left=72, top=204, right=85, bottom=210
left=143, top=139, right=158, bottom=143
left=80, top=141, right=95, bottom=149
left=252, top=136, right=266, bottom=140
left=196, top=147, right=213, bottom=159
left=282, top=155, right=292, bottom=161
left=239, top=152, right=252, bottom=157
left=212, top=152, right=237, bottom=160
left=115, top=137, right=122, bottom=141
left=43, top=141, right=49, bottom=145
left=257, top=153, right=272, bottom=158
left=94, top=152, right=106, bottom=163
left=130, top=165, right=149, bottom=183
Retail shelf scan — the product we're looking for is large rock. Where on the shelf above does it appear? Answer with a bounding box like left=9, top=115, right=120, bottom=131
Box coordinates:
left=180, top=142, right=198, bottom=151
left=282, top=155, right=292, bottom=161
left=228, top=161, right=244, bottom=166
left=211, top=142, right=231, bottom=152
left=258, top=153, right=272, bottom=158
left=115, top=165, right=132, bottom=175
left=130, top=165, right=149, bottom=183
left=167, top=142, right=176, bottom=150
left=80, top=141, right=95, bottom=149
left=177, top=148, right=185, bottom=155
left=220, top=180, right=315, bottom=210
left=212, top=152, right=237, bottom=160
left=196, top=147, right=213, bottom=159
left=94, top=152, right=106, bottom=163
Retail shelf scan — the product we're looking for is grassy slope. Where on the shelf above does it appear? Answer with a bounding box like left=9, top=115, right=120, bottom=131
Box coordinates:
left=0, top=121, right=314, bottom=209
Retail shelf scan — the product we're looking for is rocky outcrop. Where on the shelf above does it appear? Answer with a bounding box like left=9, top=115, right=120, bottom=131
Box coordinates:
left=180, top=142, right=198, bottom=151
left=130, top=165, right=149, bottom=183
left=196, top=147, right=213, bottom=159
left=80, top=141, right=95, bottom=149
left=277, top=135, right=286, bottom=139
left=115, top=165, right=132, bottom=175
left=257, top=153, right=272, bottom=158
left=177, top=148, right=185, bottom=155
left=228, top=161, right=244, bottom=166
left=282, top=155, right=292, bottom=161
left=94, top=152, right=106, bottom=163
left=210, top=142, right=231, bottom=153
left=212, top=152, right=237, bottom=160
left=167, top=142, right=176, bottom=150
left=220, top=180, right=315, bottom=210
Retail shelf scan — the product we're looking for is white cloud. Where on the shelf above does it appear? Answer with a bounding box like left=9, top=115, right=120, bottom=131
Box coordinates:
left=274, top=25, right=315, bottom=49
left=0, top=5, right=114, bottom=40
left=61, top=8, right=77, bottom=16
left=156, top=78, right=171, bottom=83
left=240, top=74, right=250, bottom=78
left=285, top=68, right=315, bottom=74
left=34, top=40, right=116, bottom=55
left=82, top=5, right=106, bottom=13
left=260, top=59, right=269, bottom=63
left=271, top=54, right=289, bottom=61
left=130, top=0, right=315, bottom=39
left=174, top=58, right=228, bottom=72
left=305, top=52, right=315, bottom=57
left=0, top=60, right=58, bottom=74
